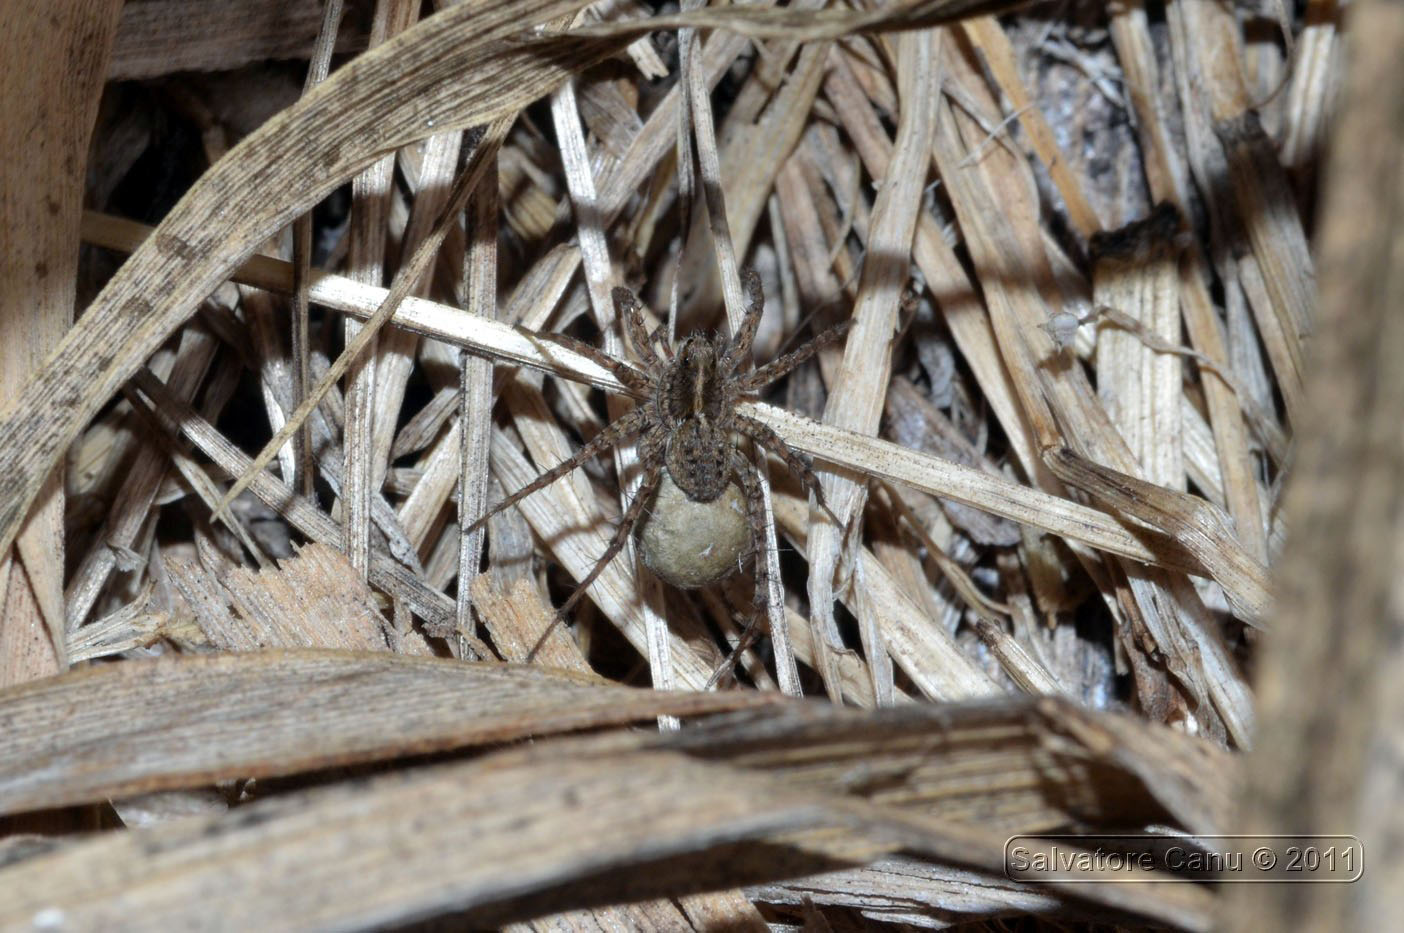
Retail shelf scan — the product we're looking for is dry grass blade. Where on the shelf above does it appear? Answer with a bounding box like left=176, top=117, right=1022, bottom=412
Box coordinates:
left=650, top=697, right=1236, bottom=838
left=567, top=0, right=1035, bottom=40
left=770, top=487, right=998, bottom=701
left=0, top=650, right=780, bottom=817
left=961, top=16, right=1102, bottom=238
left=746, top=857, right=1061, bottom=927
left=755, top=402, right=1200, bottom=572
left=1091, top=206, right=1184, bottom=494
left=287, top=0, right=345, bottom=500
left=65, top=582, right=169, bottom=665
left=340, top=0, right=423, bottom=581
left=0, top=1, right=124, bottom=684
left=108, top=0, right=364, bottom=80
left=0, top=750, right=992, bottom=930
left=457, top=152, right=502, bottom=645
left=973, top=619, right=1065, bottom=695
left=1042, top=446, right=1271, bottom=624
left=469, top=575, right=588, bottom=670
left=809, top=27, right=936, bottom=707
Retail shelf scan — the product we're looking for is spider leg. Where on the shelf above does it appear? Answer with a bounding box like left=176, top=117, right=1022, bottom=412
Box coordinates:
left=722, top=268, right=766, bottom=373
left=465, top=405, right=649, bottom=536
left=706, top=617, right=768, bottom=690
left=648, top=321, right=674, bottom=360
left=734, top=413, right=843, bottom=528
left=526, top=455, right=664, bottom=661
left=705, top=451, right=772, bottom=689
left=738, top=318, right=852, bottom=392
left=530, top=329, right=652, bottom=396
left=613, top=285, right=664, bottom=372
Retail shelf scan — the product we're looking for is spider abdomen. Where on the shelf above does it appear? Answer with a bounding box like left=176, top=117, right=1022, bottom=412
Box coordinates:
left=665, top=418, right=730, bottom=502
left=636, top=472, right=749, bottom=589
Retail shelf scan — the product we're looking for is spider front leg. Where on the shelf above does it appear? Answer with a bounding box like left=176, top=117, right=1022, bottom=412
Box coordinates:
left=738, top=318, right=853, bottom=392
left=705, top=451, right=774, bottom=689
left=721, top=268, right=765, bottom=373
left=526, top=451, right=664, bottom=661
left=648, top=321, right=674, bottom=360
left=466, top=405, right=649, bottom=537
left=734, top=413, right=843, bottom=529
left=612, top=285, right=662, bottom=370
left=529, top=329, right=652, bottom=397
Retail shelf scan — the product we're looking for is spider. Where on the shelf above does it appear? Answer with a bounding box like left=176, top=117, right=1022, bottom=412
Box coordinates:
left=466, top=269, right=850, bottom=660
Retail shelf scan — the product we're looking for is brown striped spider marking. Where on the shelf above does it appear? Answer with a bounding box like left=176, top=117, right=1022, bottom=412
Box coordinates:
left=467, top=270, right=849, bottom=664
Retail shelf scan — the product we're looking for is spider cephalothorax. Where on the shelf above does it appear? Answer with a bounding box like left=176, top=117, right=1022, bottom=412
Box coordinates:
left=659, top=333, right=732, bottom=503
left=467, top=269, right=849, bottom=651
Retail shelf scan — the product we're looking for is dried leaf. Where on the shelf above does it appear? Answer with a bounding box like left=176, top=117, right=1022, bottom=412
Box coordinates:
left=0, top=650, right=780, bottom=816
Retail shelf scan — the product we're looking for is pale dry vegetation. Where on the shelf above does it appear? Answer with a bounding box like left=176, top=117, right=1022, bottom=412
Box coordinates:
left=2, top=0, right=1398, bottom=929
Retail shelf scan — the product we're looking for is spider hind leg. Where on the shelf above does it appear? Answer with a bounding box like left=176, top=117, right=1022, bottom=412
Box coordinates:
left=705, top=451, right=776, bottom=688
left=735, top=414, right=843, bottom=528
left=525, top=457, right=664, bottom=661
left=465, top=406, right=649, bottom=537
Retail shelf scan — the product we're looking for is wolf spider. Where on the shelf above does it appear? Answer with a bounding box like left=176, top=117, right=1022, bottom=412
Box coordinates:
left=467, top=270, right=849, bottom=660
